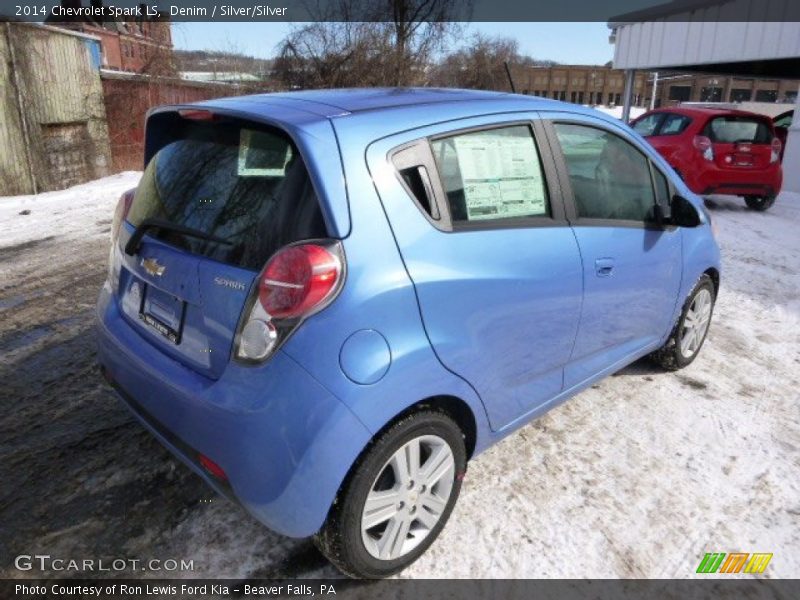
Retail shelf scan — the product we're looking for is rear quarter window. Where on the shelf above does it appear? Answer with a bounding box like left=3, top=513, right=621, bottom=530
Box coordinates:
left=128, top=119, right=326, bottom=270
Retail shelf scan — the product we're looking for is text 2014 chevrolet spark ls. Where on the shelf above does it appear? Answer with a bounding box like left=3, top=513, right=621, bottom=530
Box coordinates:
left=96, top=88, right=721, bottom=578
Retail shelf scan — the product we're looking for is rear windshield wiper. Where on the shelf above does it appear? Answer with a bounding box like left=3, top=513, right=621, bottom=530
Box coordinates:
left=124, top=217, right=233, bottom=256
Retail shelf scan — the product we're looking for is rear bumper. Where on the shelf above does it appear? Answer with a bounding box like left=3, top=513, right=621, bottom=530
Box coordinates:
left=95, top=283, right=372, bottom=538
left=684, top=163, right=782, bottom=197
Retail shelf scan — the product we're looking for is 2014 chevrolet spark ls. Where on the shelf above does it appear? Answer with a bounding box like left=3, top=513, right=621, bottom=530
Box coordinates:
left=96, top=89, right=721, bottom=578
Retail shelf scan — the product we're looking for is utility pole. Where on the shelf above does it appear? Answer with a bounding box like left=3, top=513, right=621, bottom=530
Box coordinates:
left=650, top=71, right=659, bottom=110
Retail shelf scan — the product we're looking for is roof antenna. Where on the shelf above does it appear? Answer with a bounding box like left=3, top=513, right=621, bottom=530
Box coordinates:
left=504, top=61, right=517, bottom=93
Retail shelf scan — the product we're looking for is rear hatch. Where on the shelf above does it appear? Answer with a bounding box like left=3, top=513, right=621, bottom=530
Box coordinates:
left=705, top=114, right=775, bottom=170
left=115, top=111, right=327, bottom=379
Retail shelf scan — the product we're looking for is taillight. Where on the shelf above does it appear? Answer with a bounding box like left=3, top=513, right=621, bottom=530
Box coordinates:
left=235, top=241, right=344, bottom=362
left=108, top=189, right=135, bottom=292
left=111, top=189, right=135, bottom=245
left=770, top=137, right=782, bottom=163
left=693, top=135, right=714, bottom=161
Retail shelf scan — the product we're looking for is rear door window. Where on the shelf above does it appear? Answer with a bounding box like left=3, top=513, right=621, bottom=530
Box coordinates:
left=658, top=114, right=692, bottom=135
left=127, top=120, right=326, bottom=270
left=704, top=116, right=772, bottom=144
left=430, top=125, right=550, bottom=223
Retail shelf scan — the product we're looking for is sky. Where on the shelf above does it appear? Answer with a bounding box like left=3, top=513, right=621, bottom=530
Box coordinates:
left=171, top=22, right=616, bottom=66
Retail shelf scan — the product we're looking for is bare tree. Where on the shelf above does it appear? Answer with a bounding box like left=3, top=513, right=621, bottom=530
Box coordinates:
left=430, top=33, right=559, bottom=91
left=273, top=0, right=469, bottom=89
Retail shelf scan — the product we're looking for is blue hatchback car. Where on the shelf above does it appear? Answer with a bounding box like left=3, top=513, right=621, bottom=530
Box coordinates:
left=96, top=88, right=721, bottom=578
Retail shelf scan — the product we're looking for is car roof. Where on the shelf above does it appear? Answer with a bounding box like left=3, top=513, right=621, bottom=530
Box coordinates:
left=185, top=87, right=600, bottom=125
left=640, top=105, right=772, bottom=120
left=266, top=87, right=515, bottom=113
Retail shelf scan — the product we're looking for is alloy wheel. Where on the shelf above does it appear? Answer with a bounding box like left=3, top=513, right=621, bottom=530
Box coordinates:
left=680, top=288, right=712, bottom=358
left=361, top=434, right=455, bottom=560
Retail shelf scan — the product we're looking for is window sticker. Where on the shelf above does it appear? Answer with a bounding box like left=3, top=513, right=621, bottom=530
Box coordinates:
left=237, top=129, right=292, bottom=177
left=453, top=133, right=547, bottom=220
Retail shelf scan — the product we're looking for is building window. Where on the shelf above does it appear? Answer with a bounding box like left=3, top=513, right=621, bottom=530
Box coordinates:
left=668, top=86, right=691, bottom=101
left=729, top=88, right=752, bottom=102
left=754, top=89, right=778, bottom=103
left=577, top=91, right=584, bottom=104
left=614, top=93, right=621, bottom=105
left=570, top=91, right=577, bottom=103
left=559, top=91, right=566, bottom=101
left=700, top=87, right=723, bottom=102
left=784, top=91, right=798, bottom=104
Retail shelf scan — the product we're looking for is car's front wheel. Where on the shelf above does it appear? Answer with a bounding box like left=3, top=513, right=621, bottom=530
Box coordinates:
left=651, top=274, right=716, bottom=371
left=744, top=194, right=775, bottom=211
left=315, top=410, right=467, bottom=578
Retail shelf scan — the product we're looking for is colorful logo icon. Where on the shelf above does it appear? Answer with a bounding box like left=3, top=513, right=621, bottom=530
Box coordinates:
left=696, top=552, right=772, bottom=574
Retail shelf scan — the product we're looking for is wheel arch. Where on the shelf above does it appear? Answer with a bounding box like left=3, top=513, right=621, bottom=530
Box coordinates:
left=704, top=266, right=720, bottom=297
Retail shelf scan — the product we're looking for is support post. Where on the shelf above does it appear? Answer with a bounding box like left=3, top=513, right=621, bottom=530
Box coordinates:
left=621, top=69, right=635, bottom=123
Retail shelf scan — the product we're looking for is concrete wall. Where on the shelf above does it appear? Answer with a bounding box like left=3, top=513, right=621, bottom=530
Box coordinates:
left=0, top=23, right=111, bottom=195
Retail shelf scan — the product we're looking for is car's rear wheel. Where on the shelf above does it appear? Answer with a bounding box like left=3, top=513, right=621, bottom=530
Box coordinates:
left=315, top=410, right=466, bottom=578
left=651, top=274, right=716, bottom=371
left=744, top=194, right=775, bottom=211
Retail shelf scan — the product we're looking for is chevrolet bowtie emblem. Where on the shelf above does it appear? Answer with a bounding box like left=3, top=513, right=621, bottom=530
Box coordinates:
left=141, top=257, right=166, bottom=277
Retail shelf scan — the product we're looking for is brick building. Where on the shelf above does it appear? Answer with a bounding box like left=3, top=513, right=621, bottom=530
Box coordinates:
left=510, top=64, right=799, bottom=108
left=45, top=0, right=173, bottom=74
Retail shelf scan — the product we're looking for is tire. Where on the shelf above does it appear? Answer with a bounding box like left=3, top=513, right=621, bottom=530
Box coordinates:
left=744, top=195, right=775, bottom=211
left=314, top=410, right=467, bottom=578
left=651, top=274, right=716, bottom=371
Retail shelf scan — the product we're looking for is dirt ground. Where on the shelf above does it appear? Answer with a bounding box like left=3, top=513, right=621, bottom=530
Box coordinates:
left=1, top=174, right=798, bottom=579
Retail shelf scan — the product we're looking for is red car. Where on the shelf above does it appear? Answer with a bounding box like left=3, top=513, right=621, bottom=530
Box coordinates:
left=631, top=106, right=783, bottom=211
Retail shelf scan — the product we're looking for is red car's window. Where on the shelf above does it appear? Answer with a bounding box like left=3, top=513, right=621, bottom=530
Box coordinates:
left=632, top=113, right=663, bottom=137
left=704, top=116, right=772, bottom=144
left=659, top=114, right=692, bottom=136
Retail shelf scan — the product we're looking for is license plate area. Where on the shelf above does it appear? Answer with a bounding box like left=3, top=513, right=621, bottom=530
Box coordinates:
left=140, top=284, right=185, bottom=344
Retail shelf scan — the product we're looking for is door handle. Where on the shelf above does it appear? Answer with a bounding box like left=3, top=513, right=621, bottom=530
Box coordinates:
left=595, top=258, right=615, bottom=277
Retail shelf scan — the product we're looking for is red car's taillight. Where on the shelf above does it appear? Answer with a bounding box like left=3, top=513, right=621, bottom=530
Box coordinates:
left=111, top=188, right=135, bottom=245
left=770, top=137, right=782, bottom=164
left=235, top=241, right=344, bottom=362
left=693, top=135, right=714, bottom=161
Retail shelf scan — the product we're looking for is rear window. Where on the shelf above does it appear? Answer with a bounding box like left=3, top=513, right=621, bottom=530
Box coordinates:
left=704, top=116, right=772, bottom=144
left=127, top=119, right=326, bottom=270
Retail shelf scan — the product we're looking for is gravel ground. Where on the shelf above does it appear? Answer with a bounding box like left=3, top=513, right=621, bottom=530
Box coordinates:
left=1, top=173, right=798, bottom=579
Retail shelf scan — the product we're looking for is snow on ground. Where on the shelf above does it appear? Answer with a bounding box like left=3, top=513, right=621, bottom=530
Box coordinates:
left=0, top=176, right=798, bottom=579
left=591, top=105, right=647, bottom=120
